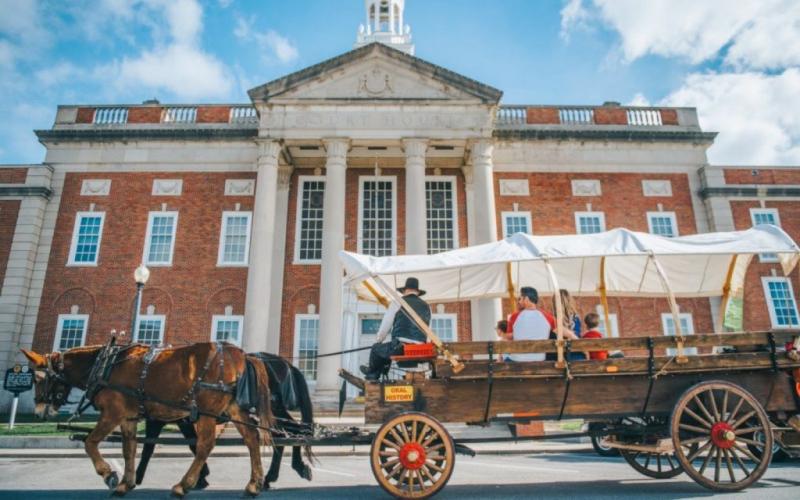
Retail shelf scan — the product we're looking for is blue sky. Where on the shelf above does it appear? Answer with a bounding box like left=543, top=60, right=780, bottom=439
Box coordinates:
left=1, top=0, right=798, bottom=165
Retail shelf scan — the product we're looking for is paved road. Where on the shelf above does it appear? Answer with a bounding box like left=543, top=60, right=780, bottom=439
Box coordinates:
left=1, top=452, right=798, bottom=499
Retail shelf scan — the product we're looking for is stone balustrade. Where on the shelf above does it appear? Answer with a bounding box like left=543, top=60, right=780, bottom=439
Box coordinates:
left=57, top=104, right=259, bottom=126
left=496, top=104, right=691, bottom=128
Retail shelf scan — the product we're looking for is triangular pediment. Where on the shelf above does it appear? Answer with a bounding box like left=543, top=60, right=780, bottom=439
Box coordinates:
left=248, top=43, right=502, bottom=104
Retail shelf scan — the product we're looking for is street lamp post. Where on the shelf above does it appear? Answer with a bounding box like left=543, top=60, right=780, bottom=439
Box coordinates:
left=130, top=264, right=150, bottom=340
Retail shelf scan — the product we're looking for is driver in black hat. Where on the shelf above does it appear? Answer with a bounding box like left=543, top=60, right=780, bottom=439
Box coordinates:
left=360, top=277, right=431, bottom=381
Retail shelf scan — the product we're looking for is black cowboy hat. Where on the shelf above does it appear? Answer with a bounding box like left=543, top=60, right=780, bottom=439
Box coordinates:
left=398, top=277, right=426, bottom=296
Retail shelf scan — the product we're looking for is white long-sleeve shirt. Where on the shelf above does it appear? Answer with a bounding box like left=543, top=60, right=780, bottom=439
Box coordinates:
left=375, top=301, right=401, bottom=343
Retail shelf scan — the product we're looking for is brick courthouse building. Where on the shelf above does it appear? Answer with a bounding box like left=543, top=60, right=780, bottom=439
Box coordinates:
left=1, top=0, right=799, bottom=408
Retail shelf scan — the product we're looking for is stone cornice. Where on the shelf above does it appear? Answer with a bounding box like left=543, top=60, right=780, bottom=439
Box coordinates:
left=0, top=186, right=52, bottom=198
left=700, top=186, right=800, bottom=199
left=493, top=128, right=717, bottom=144
left=35, top=128, right=258, bottom=143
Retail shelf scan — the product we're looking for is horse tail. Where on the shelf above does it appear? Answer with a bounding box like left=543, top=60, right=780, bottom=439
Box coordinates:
left=249, top=355, right=273, bottom=447
left=290, top=363, right=316, bottom=464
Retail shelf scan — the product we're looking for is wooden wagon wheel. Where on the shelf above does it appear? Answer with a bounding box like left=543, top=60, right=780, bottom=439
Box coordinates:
left=621, top=449, right=684, bottom=479
left=671, top=381, right=773, bottom=491
left=370, top=412, right=455, bottom=499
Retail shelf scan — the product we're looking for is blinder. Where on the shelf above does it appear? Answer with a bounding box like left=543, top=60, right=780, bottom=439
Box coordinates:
left=37, top=353, right=73, bottom=412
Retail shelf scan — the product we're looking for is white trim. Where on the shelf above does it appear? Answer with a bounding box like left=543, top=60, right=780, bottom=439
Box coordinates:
left=217, top=211, right=252, bottom=266
left=293, top=175, right=326, bottom=264
left=430, top=313, right=457, bottom=342
left=500, top=211, right=532, bottom=238
left=134, top=314, right=166, bottom=345
left=357, top=175, right=397, bottom=256
left=53, top=314, right=89, bottom=351
left=143, top=211, right=178, bottom=266
left=574, top=211, right=606, bottom=234
left=67, top=211, right=105, bottom=266
left=750, top=208, right=781, bottom=263
left=761, top=277, right=800, bottom=329
left=211, top=314, right=244, bottom=347
left=661, top=312, right=697, bottom=355
left=293, top=313, right=320, bottom=383
left=425, top=175, right=460, bottom=252
left=646, top=211, right=679, bottom=237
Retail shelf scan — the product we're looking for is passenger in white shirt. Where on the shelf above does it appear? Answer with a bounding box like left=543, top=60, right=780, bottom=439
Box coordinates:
left=509, top=287, right=552, bottom=362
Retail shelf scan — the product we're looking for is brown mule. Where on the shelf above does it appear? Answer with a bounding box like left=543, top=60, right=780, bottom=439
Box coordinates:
left=22, top=343, right=272, bottom=497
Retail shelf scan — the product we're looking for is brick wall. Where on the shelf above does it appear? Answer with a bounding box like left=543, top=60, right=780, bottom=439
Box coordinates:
left=730, top=200, right=800, bottom=331
left=0, top=168, right=28, bottom=184
left=33, top=171, right=255, bottom=352
left=723, top=168, right=800, bottom=185
left=0, top=200, right=21, bottom=287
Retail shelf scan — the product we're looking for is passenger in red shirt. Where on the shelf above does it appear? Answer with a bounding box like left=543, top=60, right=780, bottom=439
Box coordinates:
left=581, top=312, right=609, bottom=360
left=508, top=297, right=556, bottom=333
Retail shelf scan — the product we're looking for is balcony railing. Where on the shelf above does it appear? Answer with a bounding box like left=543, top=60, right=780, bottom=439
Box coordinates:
left=558, top=107, right=594, bottom=125
left=230, top=106, right=258, bottom=124
left=496, top=106, right=526, bottom=125
left=162, top=106, right=197, bottom=123
left=76, top=104, right=258, bottom=126
left=496, top=104, right=683, bottom=127
left=93, top=107, right=128, bottom=124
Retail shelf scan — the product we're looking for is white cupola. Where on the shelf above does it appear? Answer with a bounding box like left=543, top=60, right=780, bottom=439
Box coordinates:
left=355, top=0, right=414, bottom=55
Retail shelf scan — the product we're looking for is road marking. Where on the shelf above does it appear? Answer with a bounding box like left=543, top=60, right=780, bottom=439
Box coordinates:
left=310, top=466, right=356, bottom=478
left=460, top=460, right=578, bottom=474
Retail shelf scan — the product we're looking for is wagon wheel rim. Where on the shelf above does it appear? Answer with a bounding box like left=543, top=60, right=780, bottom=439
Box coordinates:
left=370, top=412, right=455, bottom=499
left=671, top=381, right=773, bottom=492
left=621, top=449, right=684, bottom=479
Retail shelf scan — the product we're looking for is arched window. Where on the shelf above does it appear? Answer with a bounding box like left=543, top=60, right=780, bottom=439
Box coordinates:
left=379, top=0, right=390, bottom=31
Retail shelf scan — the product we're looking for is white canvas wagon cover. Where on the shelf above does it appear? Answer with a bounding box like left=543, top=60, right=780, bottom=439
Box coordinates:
left=340, top=226, right=800, bottom=303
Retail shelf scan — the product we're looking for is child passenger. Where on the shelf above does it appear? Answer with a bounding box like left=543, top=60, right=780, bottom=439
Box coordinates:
left=495, top=319, right=512, bottom=361
left=581, top=312, right=609, bottom=360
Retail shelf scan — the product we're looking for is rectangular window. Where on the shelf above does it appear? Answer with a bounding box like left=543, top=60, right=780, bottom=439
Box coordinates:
left=211, top=315, right=243, bottom=346
left=134, top=315, right=165, bottom=346
left=360, top=315, right=382, bottom=336
left=575, top=211, right=606, bottom=234
left=217, top=212, right=252, bottom=266
left=750, top=208, right=781, bottom=262
left=294, top=315, right=320, bottom=381
left=54, top=314, right=88, bottom=351
left=647, top=212, right=678, bottom=237
left=144, top=212, right=178, bottom=266
left=430, top=313, right=457, bottom=342
left=358, top=177, right=396, bottom=256
left=68, top=212, right=105, bottom=265
left=426, top=177, right=458, bottom=254
left=501, top=211, right=532, bottom=238
left=762, top=277, right=799, bottom=328
left=661, top=313, right=697, bottom=356
left=294, top=177, right=325, bottom=263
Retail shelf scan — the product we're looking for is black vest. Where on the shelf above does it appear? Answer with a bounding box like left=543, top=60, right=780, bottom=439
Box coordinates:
left=391, top=294, right=431, bottom=343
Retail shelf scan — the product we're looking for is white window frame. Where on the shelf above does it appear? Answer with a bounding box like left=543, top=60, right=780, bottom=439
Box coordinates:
left=211, top=314, right=244, bottom=347
left=647, top=211, right=679, bottom=237
left=293, top=176, right=326, bottom=264
left=430, top=313, right=457, bottom=343
left=143, top=211, right=178, bottom=266
left=293, top=314, right=320, bottom=384
left=67, top=211, right=106, bottom=266
left=595, top=305, right=619, bottom=338
left=425, top=176, right=460, bottom=254
left=661, top=313, right=697, bottom=356
left=134, top=314, right=166, bottom=345
left=53, top=314, right=89, bottom=351
left=761, top=277, right=800, bottom=329
left=501, top=211, right=532, bottom=238
left=750, top=208, right=781, bottom=263
left=574, top=211, right=606, bottom=234
left=357, top=175, right=397, bottom=256
left=217, top=211, right=252, bottom=266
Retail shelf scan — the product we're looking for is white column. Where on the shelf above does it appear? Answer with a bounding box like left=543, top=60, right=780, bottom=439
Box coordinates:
left=265, top=166, right=293, bottom=354
left=243, top=140, right=281, bottom=353
left=389, top=2, right=396, bottom=33
left=470, top=139, right=501, bottom=341
left=403, top=138, right=428, bottom=255
left=315, top=138, right=349, bottom=398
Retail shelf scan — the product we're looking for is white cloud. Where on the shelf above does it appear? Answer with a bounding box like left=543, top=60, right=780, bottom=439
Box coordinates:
left=35, top=61, right=82, bottom=88
left=97, top=0, right=234, bottom=100
left=661, top=70, right=800, bottom=165
left=561, top=0, right=800, bottom=70
left=234, top=15, right=299, bottom=64
left=627, top=92, right=650, bottom=107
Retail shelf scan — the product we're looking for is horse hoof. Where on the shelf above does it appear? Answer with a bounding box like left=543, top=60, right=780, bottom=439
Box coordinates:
left=302, top=467, right=313, bottom=481
left=195, top=477, right=210, bottom=490
left=112, top=482, right=134, bottom=497
left=170, top=484, right=186, bottom=498
left=104, top=472, right=119, bottom=490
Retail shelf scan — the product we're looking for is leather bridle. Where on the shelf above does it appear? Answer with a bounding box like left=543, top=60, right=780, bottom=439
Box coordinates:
left=35, top=354, right=72, bottom=418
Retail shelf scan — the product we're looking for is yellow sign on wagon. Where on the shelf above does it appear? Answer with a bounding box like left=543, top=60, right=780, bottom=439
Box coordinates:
left=384, top=385, right=414, bottom=402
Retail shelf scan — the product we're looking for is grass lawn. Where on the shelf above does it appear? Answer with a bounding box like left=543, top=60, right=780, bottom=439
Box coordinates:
left=0, top=415, right=153, bottom=436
